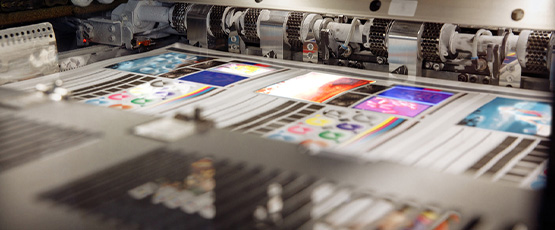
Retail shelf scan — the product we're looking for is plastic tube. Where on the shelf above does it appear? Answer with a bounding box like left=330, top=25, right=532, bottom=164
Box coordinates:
left=472, top=29, right=492, bottom=59
left=342, top=17, right=360, bottom=49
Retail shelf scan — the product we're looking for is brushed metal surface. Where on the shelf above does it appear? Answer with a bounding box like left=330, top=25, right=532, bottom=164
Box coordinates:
left=259, top=10, right=290, bottom=59
left=388, top=20, right=423, bottom=75
left=186, top=4, right=212, bottom=48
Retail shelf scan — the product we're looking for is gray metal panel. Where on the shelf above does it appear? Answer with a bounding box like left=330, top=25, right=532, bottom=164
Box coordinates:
left=167, top=0, right=555, bottom=30
left=259, top=10, right=290, bottom=59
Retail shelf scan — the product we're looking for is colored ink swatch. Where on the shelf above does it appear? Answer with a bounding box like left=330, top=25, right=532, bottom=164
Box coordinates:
left=82, top=79, right=215, bottom=110
left=342, top=116, right=405, bottom=146
left=179, top=71, right=247, bottom=87
left=256, top=72, right=373, bottom=103
left=212, top=63, right=274, bottom=76
left=459, top=97, right=552, bottom=137
left=107, top=52, right=212, bottom=75
left=354, top=96, right=431, bottom=117
left=379, top=85, right=453, bottom=105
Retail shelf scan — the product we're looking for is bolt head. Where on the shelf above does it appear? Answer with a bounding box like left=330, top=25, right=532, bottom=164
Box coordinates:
left=433, top=63, right=441, bottom=71
left=511, top=9, right=525, bottom=21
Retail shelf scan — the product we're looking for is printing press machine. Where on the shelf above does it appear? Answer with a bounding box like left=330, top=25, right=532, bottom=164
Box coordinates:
left=0, top=0, right=554, bottom=229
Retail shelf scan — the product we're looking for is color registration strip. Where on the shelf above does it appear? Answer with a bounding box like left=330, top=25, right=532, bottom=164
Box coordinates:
left=342, top=116, right=405, bottom=146
left=153, top=86, right=215, bottom=106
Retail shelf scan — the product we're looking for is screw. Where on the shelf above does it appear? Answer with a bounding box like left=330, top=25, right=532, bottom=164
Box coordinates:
left=307, top=43, right=314, bottom=51
left=483, top=77, right=490, bottom=84
left=469, top=75, right=478, bottom=83
left=109, top=25, right=115, bottom=32
left=507, top=75, right=514, bottom=82
left=425, top=62, right=432, bottom=69
left=255, top=0, right=262, bottom=3
left=230, top=36, right=237, bottom=42
left=307, top=52, right=313, bottom=59
left=369, top=0, right=381, bottom=12
left=458, top=74, right=468, bottom=82
left=377, top=56, right=385, bottom=64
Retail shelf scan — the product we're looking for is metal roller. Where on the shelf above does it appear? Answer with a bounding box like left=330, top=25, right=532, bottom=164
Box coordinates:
left=368, top=18, right=392, bottom=58
left=208, top=5, right=227, bottom=38
left=420, top=23, right=443, bottom=63
left=525, top=31, right=553, bottom=73
left=286, top=12, right=303, bottom=51
left=171, top=3, right=188, bottom=34
left=242, top=8, right=261, bottom=43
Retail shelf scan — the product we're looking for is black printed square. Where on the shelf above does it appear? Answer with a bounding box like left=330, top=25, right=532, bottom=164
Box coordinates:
left=354, top=84, right=389, bottom=94
left=326, top=93, right=367, bottom=107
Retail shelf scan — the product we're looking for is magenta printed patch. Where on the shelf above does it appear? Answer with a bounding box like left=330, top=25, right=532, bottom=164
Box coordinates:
left=353, top=96, right=431, bottom=117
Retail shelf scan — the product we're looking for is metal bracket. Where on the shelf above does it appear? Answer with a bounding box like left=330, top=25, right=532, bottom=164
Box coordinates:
left=228, top=32, right=241, bottom=53
left=82, top=18, right=124, bottom=47
left=303, top=41, right=318, bottom=63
